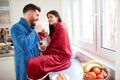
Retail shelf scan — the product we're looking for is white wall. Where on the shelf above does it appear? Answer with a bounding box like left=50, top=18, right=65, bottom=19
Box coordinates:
left=10, top=0, right=36, bottom=24
left=10, top=0, right=62, bottom=25
left=37, top=0, right=62, bottom=25
left=61, top=0, right=73, bottom=44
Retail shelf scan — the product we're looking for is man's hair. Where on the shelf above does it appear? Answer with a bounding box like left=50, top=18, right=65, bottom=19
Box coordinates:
left=23, top=3, right=41, bottom=14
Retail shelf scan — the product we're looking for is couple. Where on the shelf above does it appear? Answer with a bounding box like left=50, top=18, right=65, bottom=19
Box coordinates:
left=11, top=3, right=72, bottom=80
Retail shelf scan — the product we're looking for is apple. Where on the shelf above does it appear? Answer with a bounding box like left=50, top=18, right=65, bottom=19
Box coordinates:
left=101, top=70, right=108, bottom=78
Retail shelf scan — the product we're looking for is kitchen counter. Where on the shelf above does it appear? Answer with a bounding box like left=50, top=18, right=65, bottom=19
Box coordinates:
left=0, top=50, right=14, bottom=57
left=0, top=42, right=14, bottom=57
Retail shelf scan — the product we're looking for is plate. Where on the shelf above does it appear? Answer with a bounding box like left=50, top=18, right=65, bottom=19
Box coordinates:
left=52, top=74, right=70, bottom=80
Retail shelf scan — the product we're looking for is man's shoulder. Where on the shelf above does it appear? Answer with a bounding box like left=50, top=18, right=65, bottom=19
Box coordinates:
left=12, top=22, right=22, bottom=28
left=11, top=22, right=24, bottom=31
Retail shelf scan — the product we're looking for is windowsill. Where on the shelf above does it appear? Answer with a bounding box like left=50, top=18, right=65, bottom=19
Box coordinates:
left=72, top=45, right=115, bottom=71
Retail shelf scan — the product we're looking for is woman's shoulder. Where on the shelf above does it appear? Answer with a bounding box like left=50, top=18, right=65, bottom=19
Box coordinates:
left=56, top=22, right=66, bottom=29
left=56, top=22, right=64, bottom=26
left=55, top=22, right=68, bottom=34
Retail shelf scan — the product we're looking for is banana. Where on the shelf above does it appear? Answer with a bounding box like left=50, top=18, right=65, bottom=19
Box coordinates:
left=86, top=60, right=105, bottom=68
left=82, top=60, right=105, bottom=73
left=83, top=63, right=101, bottom=72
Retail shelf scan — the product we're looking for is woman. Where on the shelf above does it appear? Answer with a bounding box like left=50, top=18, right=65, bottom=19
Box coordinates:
left=27, top=10, right=72, bottom=79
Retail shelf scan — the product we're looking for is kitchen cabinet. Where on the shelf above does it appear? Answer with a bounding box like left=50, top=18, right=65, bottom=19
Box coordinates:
left=0, top=56, right=16, bottom=80
left=0, top=0, right=13, bottom=54
left=0, top=0, right=11, bottom=28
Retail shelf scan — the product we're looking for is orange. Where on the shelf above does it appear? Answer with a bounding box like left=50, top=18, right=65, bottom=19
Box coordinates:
left=91, top=67, right=101, bottom=75
left=86, top=72, right=97, bottom=79
left=97, top=74, right=104, bottom=79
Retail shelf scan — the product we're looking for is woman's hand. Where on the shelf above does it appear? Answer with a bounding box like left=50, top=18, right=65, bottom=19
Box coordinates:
left=41, top=31, right=48, bottom=37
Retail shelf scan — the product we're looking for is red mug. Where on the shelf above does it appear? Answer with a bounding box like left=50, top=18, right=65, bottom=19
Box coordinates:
left=38, top=32, right=46, bottom=39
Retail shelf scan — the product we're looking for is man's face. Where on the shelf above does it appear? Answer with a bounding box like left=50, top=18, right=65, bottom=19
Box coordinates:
left=29, top=10, right=40, bottom=26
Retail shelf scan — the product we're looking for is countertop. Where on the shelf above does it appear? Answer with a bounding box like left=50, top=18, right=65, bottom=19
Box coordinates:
left=0, top=50, right=14, bottom=57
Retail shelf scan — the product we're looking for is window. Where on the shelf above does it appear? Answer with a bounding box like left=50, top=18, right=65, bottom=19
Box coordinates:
left=101, top=0, right=117, bottom=51
left=73, top=0, right=96, bottom=50
left=72, top=0, right=117, bottom=61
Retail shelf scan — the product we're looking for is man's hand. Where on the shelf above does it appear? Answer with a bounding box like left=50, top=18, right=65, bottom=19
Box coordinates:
left=39, top=52, right=43, bottom=56
left=34, top=24, right=43, bottom=33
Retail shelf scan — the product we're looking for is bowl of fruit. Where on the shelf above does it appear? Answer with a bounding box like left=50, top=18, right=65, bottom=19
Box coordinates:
left=82, top=60, right=110, bottom=80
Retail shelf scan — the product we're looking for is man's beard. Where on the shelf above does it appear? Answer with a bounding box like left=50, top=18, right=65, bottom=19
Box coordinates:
left=30, top=19, right=37, bottom=26
left=31, top=22, right=35, bottom=26
left=29, top=16, right=38, bottom=26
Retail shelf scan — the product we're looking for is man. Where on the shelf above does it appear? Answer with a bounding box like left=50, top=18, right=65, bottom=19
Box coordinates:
left=11, top=3, right=42, bottom=80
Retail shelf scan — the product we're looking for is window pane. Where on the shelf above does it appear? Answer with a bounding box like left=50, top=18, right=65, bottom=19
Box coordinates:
left=101, top=0, right=116, bottom=51
left=73, top=0, right=94, bottom=44
left=80, top=0, right=94, bottom=44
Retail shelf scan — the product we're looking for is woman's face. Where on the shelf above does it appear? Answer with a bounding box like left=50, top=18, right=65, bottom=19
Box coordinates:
left=47, top=14, right=58, bottom=25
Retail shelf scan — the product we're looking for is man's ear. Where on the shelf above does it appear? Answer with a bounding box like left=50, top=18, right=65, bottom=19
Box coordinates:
left=26, top=10, right=34, bottom=17
left=27, top=11, right=32, bottom=16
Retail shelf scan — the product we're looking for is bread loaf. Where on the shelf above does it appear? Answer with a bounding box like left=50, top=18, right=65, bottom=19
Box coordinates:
left=56, top=73, right=67, bottom=80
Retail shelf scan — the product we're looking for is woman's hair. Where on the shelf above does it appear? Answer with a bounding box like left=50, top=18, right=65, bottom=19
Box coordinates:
left=47, top=10, right=62, bottom=38
left=47, top=10, right=62, bottom=22
left=49, top=25, right=54, bottom=38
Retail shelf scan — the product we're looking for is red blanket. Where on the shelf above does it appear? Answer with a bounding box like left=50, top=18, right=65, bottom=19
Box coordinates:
left=27, top=22, right=72, bottom=79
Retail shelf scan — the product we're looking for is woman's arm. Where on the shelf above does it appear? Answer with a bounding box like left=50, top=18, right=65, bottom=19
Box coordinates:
left=46, top=35, right=51, bottom=44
